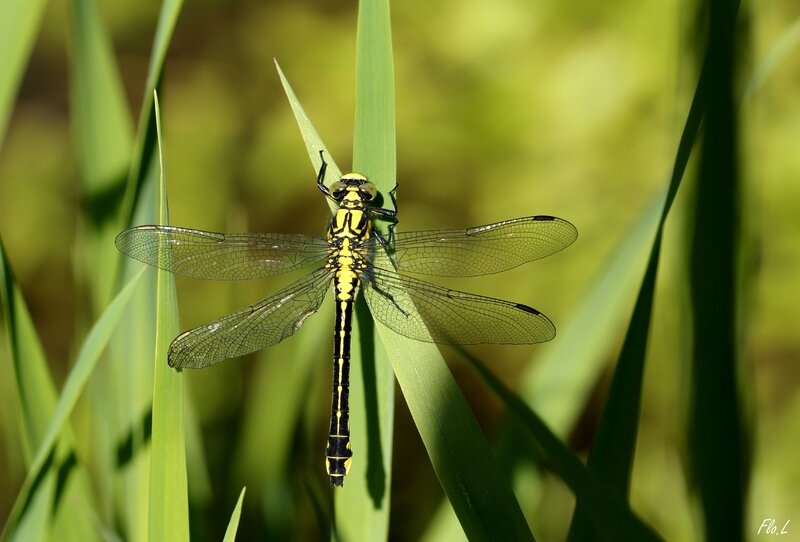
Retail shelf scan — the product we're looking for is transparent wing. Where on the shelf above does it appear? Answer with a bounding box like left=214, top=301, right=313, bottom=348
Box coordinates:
left=168, top=268, right=333, bottom=368
left=116, top=225, right=330, bottom=280
left=363, top=264, right=555, bottom=345
left=392, top=216, right=577, bottom=276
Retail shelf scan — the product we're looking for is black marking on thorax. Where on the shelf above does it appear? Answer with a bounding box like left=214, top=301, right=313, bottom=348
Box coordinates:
left=327, top=187, right=373, bottom=278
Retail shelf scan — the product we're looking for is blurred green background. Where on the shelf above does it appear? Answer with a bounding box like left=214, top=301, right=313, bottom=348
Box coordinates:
left=1, top=0, right=799, bottom=540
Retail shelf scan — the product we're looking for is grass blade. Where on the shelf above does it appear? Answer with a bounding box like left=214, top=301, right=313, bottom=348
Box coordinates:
left=565, top=35, right=710, bottom=542
left=147, top=91, right=190, bottom=541
left=69, top=0, right=134, bottom=310
left=222, top=487, right=246, bottom=542
left=459, top=348, right=662, bottom=541
left=0, top=0, right=47, bottom=145
left=1, top=237, right=110, bottom=542
left=66, top=2, right=136, bottom=519
left=275, top=60, right=342, bottom=208
left=336, top=0, right=397, bottom=539
left=0, top=239, right=61, bottom=541
left=106, top=3, right=183, bottom=538
left=351, top=0, right=396, bottom=196
left=69, top=0, right=133, bottom=199
left=233, top=305, right=331, bottom=533
left=1, top=267, right=145, bottom=539
left=277, top=60, right=396, bottom=540
left=0, top=242, right=57, bottom=460
left=381, top=329, right=536, bottom=541
left=566, top=2, right=743, bottom=540
left=688, top=0, right=747, bottom=539
left=118, top=0, right=184, bottom=230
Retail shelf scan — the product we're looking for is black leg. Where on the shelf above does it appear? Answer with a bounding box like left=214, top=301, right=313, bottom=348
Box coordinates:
left=370, top=183, right=399, bottom=248
left=317, top=150, right=332, bottom=198
left=373, top=229, right=391, bottom=250
left=386, top=184, right=399, bottom=246
left=369, top=279, right=408, bottom=316
left=388, top=184, right=398, bottom=214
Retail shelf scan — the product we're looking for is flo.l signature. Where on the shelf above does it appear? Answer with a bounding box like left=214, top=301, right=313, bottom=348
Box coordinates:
left=758, top=519, right=790, bottom=536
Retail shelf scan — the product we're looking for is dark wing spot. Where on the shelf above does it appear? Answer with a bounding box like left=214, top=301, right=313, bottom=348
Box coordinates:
left=515, top=303, right=541, bottom=315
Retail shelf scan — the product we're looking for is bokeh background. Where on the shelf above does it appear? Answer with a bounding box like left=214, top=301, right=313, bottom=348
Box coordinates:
left=1, top=0, right=798, bottom=540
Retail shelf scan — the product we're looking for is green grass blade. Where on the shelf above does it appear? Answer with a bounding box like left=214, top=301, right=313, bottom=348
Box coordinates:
left=688, top=0, right=747, bottom=538
left=459, top=349, right=662, bottom=541
left=105, top=4, right=183, bottom=538
left=69, top=0, right=132, bottom=198
left=107, top=188, right=157, bottom=542
left=69, top=0, right=134, bottom=310
left=422, top=145, right=674, bottom=542
left=0, top=241, right=58, bottom=460
left=0, top=268, right=145, bottom=540
left=565, top=40, right=709, bottom=542
left=277, top=61, right=396, bottom=540
left=234, top=304, right=331, bottom=532
left=147, top=91, right=190, bottom=541
left=565, top=244, right=662, bottom=541
left=336, top=1, right=396, bottom=540
left=379, top=328, right=535, bottom=541
left=0, top=250, right=102, bottom=540
left=1, top=238, right=108, bottom=542
left=64, top=5, right=134, bottom=523
left=568, top=61, right=697, bottom=542
left=351, top=0, right=396, bottom=200
left=339, top=299, right=394, bottom=540
left=0, top=0, right=47, bottom=145
left=222, top=487, right=246, bottom=542
left=567, top=3, right=742, bottom=539
left=432, top=190, right=664, bottom=542
left=275, top=60, right=342, bottom=214
left=0, top=239, right=59, bottom=542
left=117, top=0, right=184, bottom=230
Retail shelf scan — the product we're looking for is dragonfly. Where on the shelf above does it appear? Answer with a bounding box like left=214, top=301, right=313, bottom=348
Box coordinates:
left=115, top=154, right=577, bottom=486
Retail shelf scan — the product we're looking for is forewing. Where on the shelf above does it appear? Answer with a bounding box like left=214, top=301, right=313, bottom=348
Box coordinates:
left=168, top=268, right=333, bottom=368
left=115, top=225, right=329, bottom=280
left=392, top=216, right=577, bottom=276
left=363, top=265, right=555, bottom=345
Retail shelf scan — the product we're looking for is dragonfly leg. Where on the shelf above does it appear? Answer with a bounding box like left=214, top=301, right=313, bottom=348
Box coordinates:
left=370, top=184, right=399, bottom=247
left=371, top=184, right=398, bottom=218
left=317, top=150, right=334, bottom=200
left=372, top=228, right=398, bottom=257
left=369, top=280, right=408, bottom=316
left=386, top=185, right=399, bottom=247
left=388, top=184, right=398, bottom=213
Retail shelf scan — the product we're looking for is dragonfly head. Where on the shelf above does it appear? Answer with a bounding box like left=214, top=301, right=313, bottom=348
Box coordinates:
left=331, top=173, right=377, bottom=203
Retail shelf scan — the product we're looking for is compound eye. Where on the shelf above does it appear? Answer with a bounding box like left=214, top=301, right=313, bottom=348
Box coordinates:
left=360, top=183, right=377, bottom=201
left=330, top=181, right=347, bottom=200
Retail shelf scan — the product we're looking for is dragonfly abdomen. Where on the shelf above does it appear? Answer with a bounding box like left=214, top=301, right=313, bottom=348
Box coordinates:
left=326, top=277, right=359, bottom=486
